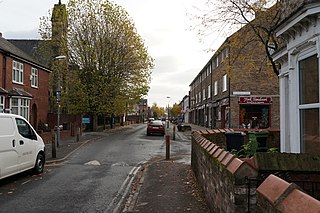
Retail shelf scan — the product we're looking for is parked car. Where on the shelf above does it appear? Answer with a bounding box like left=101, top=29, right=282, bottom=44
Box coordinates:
left=147, top=120, right=165, bottom=136
left=0, top=113, right=46, bottom=180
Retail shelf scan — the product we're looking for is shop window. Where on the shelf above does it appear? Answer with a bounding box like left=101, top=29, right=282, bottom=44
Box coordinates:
left=239, top=105, right=270, bottom=128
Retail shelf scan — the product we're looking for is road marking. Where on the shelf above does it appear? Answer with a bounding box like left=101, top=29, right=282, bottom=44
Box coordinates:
left=105, top=161, right=146, bottom=213
left=84, top=160, right=101, bottom=166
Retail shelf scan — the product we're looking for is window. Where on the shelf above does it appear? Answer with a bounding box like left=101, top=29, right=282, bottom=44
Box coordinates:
left=11, top=98, right=30, bottom=120
left=208, top=85, right=211, bottom=99
left=12, top=60, right=24, bottom=84
left=31, top=67, right=38, bottom=88
left=16, top=118, right=36, bottom=140
left=214, top=81, right=218, bottom=96
left=203, top=89, right=206, bottom=100
left=0, top=96, right=4, bottom=113
left=225, top=48, right=229, bottom=58
left=199, top=92, right=201, bottom=102
left=222, top=74, right=228, bottom=92
left=216, top=57, right=219, bottom=67
left=299, top=55, right=320, bottom=153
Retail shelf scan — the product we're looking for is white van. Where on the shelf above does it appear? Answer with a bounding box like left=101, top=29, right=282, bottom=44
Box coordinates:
left=0, top=113, right=45, bottom=180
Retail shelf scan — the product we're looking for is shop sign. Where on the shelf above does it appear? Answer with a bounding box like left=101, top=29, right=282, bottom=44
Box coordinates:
left=233, top=91, right=251, bottom=96
left=239, top=97, right=272, bottom=104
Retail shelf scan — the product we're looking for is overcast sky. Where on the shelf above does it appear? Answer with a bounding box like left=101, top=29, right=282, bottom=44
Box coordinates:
left=0, top=0, right=224, bottom=107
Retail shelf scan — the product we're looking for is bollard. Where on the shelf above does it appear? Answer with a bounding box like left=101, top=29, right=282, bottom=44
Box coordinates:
left=172, top=125, right=176, bottom=140
left=76, top=127, right=80, bottom=142
left=51, top=129, right=56, bottom=158
left=165, top=135, right=170, bottom=160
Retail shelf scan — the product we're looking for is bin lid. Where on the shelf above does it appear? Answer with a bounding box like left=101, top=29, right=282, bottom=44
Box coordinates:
left=248, top=131, right=269, bottom=136
left=225, top=131, right=246, bottom=136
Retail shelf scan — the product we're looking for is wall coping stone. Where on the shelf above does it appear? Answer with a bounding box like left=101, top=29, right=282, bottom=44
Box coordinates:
left=257, top=174, right=292, bottom=205
left=217, top=150, right=228, bottom=162
left=206, top=143, right=215, bottom=152
left=209, top=145, right=220, bottom=155
left=276, top=188, right=320, bottom=212
left=213, top=148, right=224, bottom=158
left=227, top=158, right=244, bottom=175
left=221, top=153, right=235, bottom=167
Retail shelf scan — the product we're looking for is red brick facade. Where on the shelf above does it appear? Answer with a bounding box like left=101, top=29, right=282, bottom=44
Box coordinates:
left=0, top=36, right=51, bottom=130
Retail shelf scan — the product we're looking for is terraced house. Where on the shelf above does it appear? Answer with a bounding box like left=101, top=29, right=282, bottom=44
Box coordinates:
left=189, top=18, right=280, bottom=129
left=0, top=34, right=51, bottom=129
left=273, top=0, right=320, bottom=153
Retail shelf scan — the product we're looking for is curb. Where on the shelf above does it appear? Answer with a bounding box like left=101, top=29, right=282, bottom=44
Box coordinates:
left=45, top=138, right=98, bottom=165
left=106, top=161, right=146, bottom=213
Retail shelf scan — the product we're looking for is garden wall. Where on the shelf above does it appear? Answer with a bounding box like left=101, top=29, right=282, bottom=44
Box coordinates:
left=191, top=129, right=320, bottom=212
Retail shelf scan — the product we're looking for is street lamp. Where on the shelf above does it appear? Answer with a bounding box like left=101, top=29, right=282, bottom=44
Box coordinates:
left=54, top=55, right=66, bottom=149
left=166, top=96, right=171, bottom=128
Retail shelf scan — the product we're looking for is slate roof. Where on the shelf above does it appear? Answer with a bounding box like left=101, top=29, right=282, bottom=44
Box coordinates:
left=0, top=87, right=8, bottom=94
left=8, top=87, right=33, bottom=98
left=0, top=36, right=50, bottom=71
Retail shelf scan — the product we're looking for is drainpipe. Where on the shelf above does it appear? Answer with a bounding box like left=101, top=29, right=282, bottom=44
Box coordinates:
left=228, top=39, right=232, bottom=128
left=2, top=55, right=6, bottom=89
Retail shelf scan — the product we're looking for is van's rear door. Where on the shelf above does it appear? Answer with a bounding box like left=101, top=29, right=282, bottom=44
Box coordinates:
left=0, top=117, right=19, bottom=178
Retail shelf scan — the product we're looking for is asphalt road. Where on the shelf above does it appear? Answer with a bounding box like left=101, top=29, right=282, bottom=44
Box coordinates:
left=0, top=124, right=192, bottom=213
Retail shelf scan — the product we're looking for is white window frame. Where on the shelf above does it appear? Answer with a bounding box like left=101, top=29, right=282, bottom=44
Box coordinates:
left=297, top=52, right=320, bottom=152
left=208, top=85, right=211, bottom=99
left=10, top=97, right=30, bottom=120
left=12, top=60, right=24, bottom=84
left=225, top=48, right=229, bottom=58
left=0, top=95, right=4, bottom=113
left=31, top=67, right=39, bottom=88
left=222, top=74, right=228, bottom=92
left=214, top=81, right=218, bottom=96
left=203, top=89, right=206, bottom=100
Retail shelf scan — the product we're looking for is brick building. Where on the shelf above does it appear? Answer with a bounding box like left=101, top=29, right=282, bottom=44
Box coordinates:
left=189, top=20, right=280, bottom=129
left=0, top=34, right=51, bottom=129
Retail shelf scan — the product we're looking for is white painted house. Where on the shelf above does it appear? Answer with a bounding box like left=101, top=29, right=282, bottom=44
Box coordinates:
left=273, top=0, right=320, bottom=153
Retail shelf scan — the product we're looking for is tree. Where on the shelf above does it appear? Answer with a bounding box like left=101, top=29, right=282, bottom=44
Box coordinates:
left=151, top=103, right=165, bottom=118
left=170, top=103, right=182, bottom=118
left=39, top=0, right=153, bottom=117
left=191, top=0, right=282, bottom=76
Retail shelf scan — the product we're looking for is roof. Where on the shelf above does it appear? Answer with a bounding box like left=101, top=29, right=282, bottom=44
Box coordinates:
left=0, top=87, right=8, bottom=94
left=8, top=39, right=40, bottom=58
left=8, top=88, right=33, bottom=98
left=0, top=36, right=51, bottom=72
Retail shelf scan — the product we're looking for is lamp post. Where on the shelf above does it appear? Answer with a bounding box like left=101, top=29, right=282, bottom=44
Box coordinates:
left=54, top=55, right=66, bottom=149
left=166, top=96, right=171, bottom=128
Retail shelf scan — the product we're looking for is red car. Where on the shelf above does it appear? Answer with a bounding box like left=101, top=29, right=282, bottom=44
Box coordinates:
left=147, top=120, right=165, bottom=136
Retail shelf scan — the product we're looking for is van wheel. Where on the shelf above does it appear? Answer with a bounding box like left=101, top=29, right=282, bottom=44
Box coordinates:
left=34, top=153, right=45, bottom=174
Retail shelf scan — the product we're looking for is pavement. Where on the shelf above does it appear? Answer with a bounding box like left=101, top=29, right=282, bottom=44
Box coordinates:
left=44, top=123, right=211, bottom=213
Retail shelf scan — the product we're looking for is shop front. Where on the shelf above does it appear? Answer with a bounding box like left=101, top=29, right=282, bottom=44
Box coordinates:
left=239, top=97, right=272, bottom=129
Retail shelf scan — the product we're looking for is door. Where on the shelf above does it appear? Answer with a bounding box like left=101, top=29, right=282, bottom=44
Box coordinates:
left=0, top=117, right=19, bottom=178
left=15, top=118, right=37, bottom=171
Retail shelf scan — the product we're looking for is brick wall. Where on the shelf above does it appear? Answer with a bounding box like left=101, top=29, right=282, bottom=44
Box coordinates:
left=192, top=130, right=320, bottom=212
left=192, top=130, right=258, bottom=212
left=257, top=175, right=320, bottom=212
